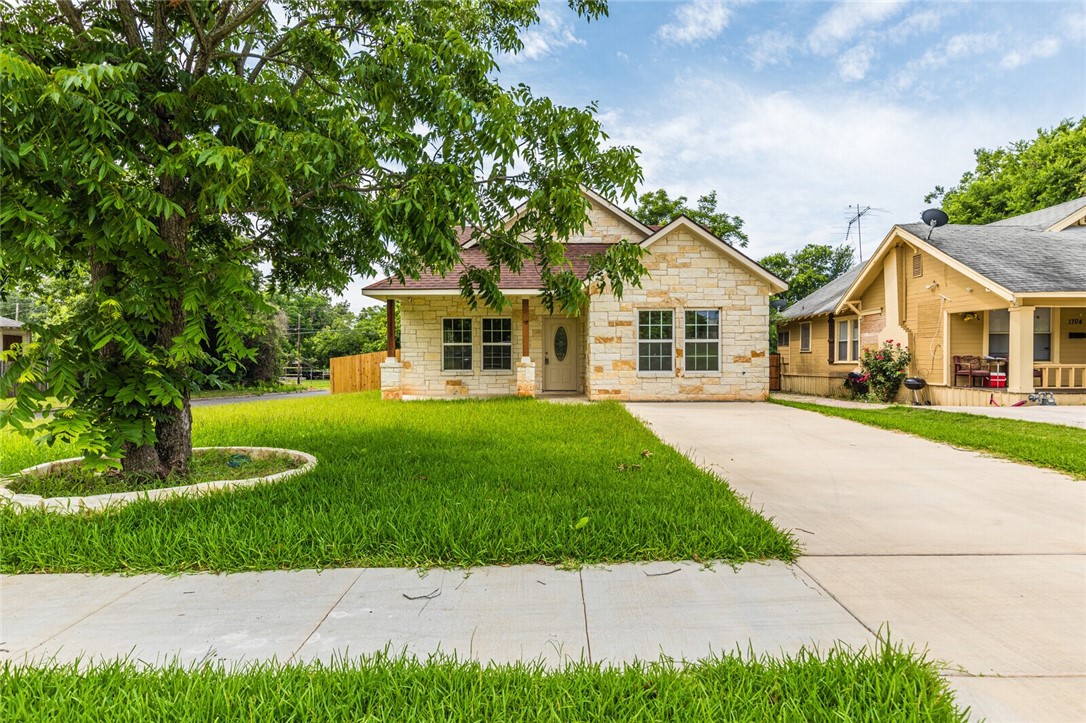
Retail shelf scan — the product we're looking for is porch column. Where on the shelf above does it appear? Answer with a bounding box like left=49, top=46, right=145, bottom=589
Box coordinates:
left=380, top=298, right=403, bottom=400
left=1007, top=305, right=1035, bottom=394
left=386, top=299, right=396, bottom=358
left=516, top=298, right=536, bottom=397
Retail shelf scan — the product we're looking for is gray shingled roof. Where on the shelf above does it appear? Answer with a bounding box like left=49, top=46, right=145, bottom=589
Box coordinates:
left=899, top=222, right=1086, bottom=292
left=779, top=264, right=864, bottom=320
left=986, top=196, right=1086, bottom=229
left=0, top=316, right=23, bottom=328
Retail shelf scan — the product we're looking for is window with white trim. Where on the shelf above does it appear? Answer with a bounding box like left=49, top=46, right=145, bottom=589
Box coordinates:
left=800, top=322, right=812, bottom=352
left=482, top=318, right=512, bottom=371
left=988, top=309, right=1009, bottom=358
left=836, top=318, right=860, bottom=362
left=638, top=310, right=673, bottom=372
left=442, top=318, right=472, bottom=371
left=685, top=309, right=720, bottom=372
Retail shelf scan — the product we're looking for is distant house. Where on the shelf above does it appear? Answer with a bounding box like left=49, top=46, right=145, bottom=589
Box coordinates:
left=1, top=316, right=30, bottom=395
left=777, top=197, right=1086, bottom=405
left=361, top=188, right=787, bottom=401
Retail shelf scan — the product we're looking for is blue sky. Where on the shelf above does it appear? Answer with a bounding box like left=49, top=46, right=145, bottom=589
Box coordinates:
left=349, top=0, right=1084, bottom=307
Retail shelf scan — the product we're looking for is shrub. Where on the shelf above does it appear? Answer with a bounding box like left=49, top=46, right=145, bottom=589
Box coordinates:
left=860, top=341, right=912, bottom=402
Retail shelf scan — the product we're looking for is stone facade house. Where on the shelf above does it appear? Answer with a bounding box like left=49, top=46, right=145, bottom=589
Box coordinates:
left=362, top=189, right=787, bottom=401
left=777, top=196, right=1086, bottom=405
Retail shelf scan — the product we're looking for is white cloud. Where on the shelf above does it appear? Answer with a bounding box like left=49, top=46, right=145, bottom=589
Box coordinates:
left=747, top=30, right=796, bottom=69
left=507, top=6, right=585, bottom=63
left=616, top=51, right=630, bottom=63
left=657, top=0, right=742, bottom=46
left=1001, top=36, right=1061, bottom=69
left=837, top=43, right=876, bottom=80
left=1064, top=11, right=1086, bottom=39
left=598, top=73, right=1036, bottom=260
left=808, top=0, right=909, bottom=55
left=891, top=32, right=998, bottom=92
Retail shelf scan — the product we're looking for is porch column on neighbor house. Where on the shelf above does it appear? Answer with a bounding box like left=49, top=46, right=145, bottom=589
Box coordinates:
left=1007, top=305, right=1035, bottom=394
left=380, top=299, right=403, bottom=400
left=516, top=298, right=536, bottom=397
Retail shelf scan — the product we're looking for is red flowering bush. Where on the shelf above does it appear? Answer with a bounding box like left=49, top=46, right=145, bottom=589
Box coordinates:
left=859, top=340, right=912, bottom=402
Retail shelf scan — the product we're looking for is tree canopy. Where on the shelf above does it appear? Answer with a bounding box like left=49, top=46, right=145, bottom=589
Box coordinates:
left=925, top=117, right=1086, bottom=224
left=759, top=244, right=854, bottom=306
left=628, top=188, right=747, bottom=247
left=0, top=0, right=643, bottom=476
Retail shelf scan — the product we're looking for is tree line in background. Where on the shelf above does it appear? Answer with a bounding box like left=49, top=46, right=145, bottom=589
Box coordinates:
left=1, top=281, right=395, bottom=385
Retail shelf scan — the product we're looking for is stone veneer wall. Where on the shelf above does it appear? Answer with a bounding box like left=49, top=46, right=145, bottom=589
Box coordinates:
left=585, top=227, right=771, bottom=401
left=398, top=296, right=586, bottom=397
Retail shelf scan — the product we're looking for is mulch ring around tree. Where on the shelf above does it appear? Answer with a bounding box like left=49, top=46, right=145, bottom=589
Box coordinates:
left=0, top=447, right=316, bottom=515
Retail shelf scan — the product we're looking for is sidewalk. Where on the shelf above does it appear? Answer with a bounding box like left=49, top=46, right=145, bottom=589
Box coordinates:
left=2, top=561, right=871, bottom=668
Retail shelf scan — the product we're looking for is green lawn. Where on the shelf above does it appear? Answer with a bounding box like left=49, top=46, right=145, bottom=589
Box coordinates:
left=772, top=398, right=1086, bottom=479
left=1, top=393, right=796, bottom=573
left=0, top=644, right=966, bottom=722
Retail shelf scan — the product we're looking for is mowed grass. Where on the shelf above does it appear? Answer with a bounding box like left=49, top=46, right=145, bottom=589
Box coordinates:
left=772, top=398, right=1086, bottom=479
left=0, top=393, right=796, bottom=573
left=0, top=644, right=966, bottom=722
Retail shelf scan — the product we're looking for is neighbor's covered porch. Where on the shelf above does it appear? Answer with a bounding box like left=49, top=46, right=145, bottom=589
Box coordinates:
left=944, top=304, right=1086, bottom=398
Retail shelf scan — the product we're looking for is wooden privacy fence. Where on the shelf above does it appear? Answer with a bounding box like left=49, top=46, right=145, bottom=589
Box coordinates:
left=769, top=353, right=781, bottom=392
left=330, top=350, right=399, bottom=394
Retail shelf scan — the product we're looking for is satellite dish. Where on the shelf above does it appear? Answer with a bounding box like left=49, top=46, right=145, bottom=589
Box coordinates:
left=770, top=299, right=789, bottom=311
left=921, top=209, right=949, bottom=228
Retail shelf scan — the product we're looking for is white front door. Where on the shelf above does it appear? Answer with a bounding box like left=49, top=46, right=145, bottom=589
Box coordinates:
left=543, top=318, right=579, bottom=392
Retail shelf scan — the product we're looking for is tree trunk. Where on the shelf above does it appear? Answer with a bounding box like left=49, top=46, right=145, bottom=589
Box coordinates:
left=155, top=394, right=192, bottom=475
left=122, top=441, right=168, bottom=477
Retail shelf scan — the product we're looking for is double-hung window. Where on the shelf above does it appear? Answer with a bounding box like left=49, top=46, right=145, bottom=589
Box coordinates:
left=638, top=310, right=673, bottom=372
left=800, top=322, right=812, bottom=352
left=836, top=318, right=860, bottom=362
left=988, top=309, right=1009, bottom=358
left=685, top=310, right=720, bottom=372
left=482, top=318, right=512, bottom=371
left=442, top=318, right=472, bottom=371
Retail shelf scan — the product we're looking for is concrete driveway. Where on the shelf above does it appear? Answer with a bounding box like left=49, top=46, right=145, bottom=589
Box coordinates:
left=626, top=401, right=1086, bottom=722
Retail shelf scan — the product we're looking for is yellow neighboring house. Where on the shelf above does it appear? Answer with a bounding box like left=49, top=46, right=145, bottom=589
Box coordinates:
left=778, top=196, right=1086, bottom=405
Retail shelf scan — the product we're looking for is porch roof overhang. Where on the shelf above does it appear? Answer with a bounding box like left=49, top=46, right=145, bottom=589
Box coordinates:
left=362, top=288, right=541, bottom=301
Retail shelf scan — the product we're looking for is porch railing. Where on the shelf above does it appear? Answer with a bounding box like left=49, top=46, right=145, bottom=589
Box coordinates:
left=1035, top=363, right=1086, bottom=390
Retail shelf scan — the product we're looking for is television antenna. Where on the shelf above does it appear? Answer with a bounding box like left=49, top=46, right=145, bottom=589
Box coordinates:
left=844, top=204, right=884, bottom=262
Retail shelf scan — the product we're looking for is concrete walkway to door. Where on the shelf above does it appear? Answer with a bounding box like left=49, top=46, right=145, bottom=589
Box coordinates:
left=626, top=401, right=1086, bottom=722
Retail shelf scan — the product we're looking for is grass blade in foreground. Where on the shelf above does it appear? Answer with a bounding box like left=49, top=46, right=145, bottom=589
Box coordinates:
left=772, top=398, right=1086, bottom=479
left=1, top=394, right=796, bottom=573
left=0, top=643, right=967, bottom=722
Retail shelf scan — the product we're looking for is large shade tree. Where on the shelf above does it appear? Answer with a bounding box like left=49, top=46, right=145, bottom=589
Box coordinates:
left=925, top=117, right=1086, bottom=224
left=628, top=188, right=748, bottom=247
left=0, top=0, right=643, bottom=476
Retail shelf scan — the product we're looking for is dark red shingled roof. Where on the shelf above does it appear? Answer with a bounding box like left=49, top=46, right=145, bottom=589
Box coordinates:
left=363, top=243, right=613, bottom=292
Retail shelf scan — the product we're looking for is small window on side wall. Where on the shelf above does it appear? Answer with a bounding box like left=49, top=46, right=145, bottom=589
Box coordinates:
left=800, top=322, right=812, bottom=352
left=442, top=318, right=472, bottom=371
left=778, top=330, right=790, bottom=347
